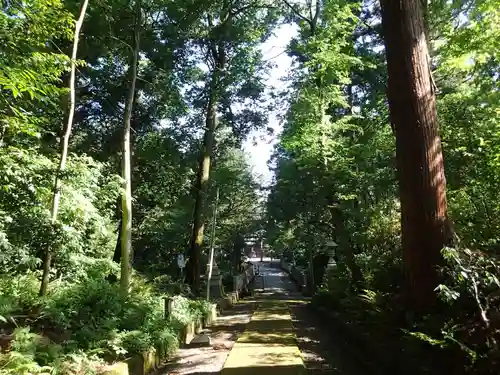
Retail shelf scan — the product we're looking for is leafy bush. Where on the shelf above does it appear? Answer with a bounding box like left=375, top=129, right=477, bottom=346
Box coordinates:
left=316, top=244, right=500, bottom=375
left=168, top=295, right=196, bottom=328
left=43, top=277, right=124, bottom=342
left=0, top=327, right=106, bottom=375
left=0, top=148, right=119, bottom=278
left=416, top=247, right=500, bottom=372
left=189, top=299, right=213, bottom=320
left=106, top=330, right=152, bottom=357
left=152, top=326, right=179, bottom=357
left=0, top=271, right=213, bottom=372
left=39, top=272, right=210, bottom=360
left=0, top=327, right=56, bottom=375
left=0, top=273, right=40, bottom=318
left=52, top=352, right=105, bottom=375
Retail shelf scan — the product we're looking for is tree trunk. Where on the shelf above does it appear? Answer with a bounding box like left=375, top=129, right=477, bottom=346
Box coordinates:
left=331, top=209, right=364, bottom=288
left=39, top=0, right=89, bottom=296
left=112, top=159, right=122, bottom=263
left=325, top=198, right=364, bottom=288
left=186, top=80, right=217, bottom=292
left=113, top=217, right=122, bottom=263
left=307, top=242, right=315, bottom=293
left=186, top=32, right=225, bottom=292
left=120, top=0, right=141, bottom=294
left=380, top=0, right=450, bottom=312
left=232, top=234, right=245, bottom=274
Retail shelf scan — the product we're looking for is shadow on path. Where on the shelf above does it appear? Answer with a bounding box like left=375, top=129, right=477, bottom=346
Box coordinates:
left=221, top=295, right=305, bottom=375
left=156, top=301, right=255, bottom=375
left=158, top=260, right=371, bottom=375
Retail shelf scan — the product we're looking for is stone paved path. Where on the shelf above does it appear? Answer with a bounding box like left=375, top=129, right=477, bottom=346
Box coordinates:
left=156, top=300, right=255, bottom=375
left=157, top=260, right=367, bottom=375
left=221, top=297, right=305, bottom=375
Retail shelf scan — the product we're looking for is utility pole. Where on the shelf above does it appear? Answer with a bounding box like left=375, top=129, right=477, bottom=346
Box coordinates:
left=206, top=188, right=220, bottom=301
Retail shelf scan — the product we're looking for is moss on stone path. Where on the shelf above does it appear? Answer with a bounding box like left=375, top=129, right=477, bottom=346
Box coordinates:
left=221, top=299, right=306, bottom=375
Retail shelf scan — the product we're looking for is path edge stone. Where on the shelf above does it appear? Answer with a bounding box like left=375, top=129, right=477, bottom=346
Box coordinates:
left=102, top=303, right=218, bottom=375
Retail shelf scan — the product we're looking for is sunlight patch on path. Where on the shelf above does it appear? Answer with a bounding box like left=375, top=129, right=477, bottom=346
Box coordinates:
left=221, top=299, right=306, bottom=375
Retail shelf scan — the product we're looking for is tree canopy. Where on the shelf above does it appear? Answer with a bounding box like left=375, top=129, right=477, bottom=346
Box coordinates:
left=0, top=0, right=499, bottom=373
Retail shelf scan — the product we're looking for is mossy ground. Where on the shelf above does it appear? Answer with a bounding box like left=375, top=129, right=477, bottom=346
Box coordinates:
left=221, top=298, right=306, bottom=375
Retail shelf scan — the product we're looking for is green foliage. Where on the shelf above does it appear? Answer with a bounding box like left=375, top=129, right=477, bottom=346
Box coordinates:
left=0, top=147, right=120, bottom=277
left=41, top=272, right=182, bottom=357
left=0, top=0, right=73, bottom=140
left=0, top=271, right=210, bottom=371
left=168, top=295, right=211, bottom=328
left=188, top=299, right=214, bottom=320
left=0, top=273, right=39, bottom=318
left=2, top=0, right=497, bottom=372
left=270, top=0, right=499, bottom=373
left=417, top=247, right=500, bottom=366
left=52, top=351, right=105, bottom=375
left=0, top=328, right=54, bottom=375
left=0, top=327, right=106, bottom=375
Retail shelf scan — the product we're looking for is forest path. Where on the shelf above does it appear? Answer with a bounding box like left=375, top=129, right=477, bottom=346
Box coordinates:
left=157, top=260, right=368, bottom=375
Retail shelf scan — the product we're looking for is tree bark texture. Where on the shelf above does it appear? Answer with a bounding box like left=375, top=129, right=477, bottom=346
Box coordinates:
left=232, top=235, right=245, bottom=274
left=186, top=73, right=218, bottom=292
left=380, top=0, right=449, bottom=312
left=39, top=0, right=89, bottom=296
left=186, top=22, right=226, bottom=291
left=113, top=217, right=122, bottom=263
left=120, top=1, right=141, bottom=294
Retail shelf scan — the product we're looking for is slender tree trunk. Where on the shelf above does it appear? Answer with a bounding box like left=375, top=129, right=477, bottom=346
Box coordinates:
left=113, top=163, right=122, bottom=263
left=113, top=217, right=122, bottom=263
left=120, top=0, right=141, bottom=294
left=39, top=0, right=89, bottom=296
left=232, top=234, right=244, bottom=274
left=380, top=0, right=450, bottom=312
left=186, top=24, right=226, bottom=292
left=186, top=74, right=217, bottom=292
left=307, top=241, right=315, bottom=293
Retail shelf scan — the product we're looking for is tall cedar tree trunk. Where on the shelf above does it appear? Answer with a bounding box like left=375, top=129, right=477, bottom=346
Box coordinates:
left=380, top=0, right=449, bottom=312
left=39, top=0, right=89, bottom=296
left=120, top=1, right=141, bottom=293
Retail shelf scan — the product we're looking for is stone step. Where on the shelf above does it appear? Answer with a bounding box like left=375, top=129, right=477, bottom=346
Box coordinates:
left=189, top=333, right=212, bottom=347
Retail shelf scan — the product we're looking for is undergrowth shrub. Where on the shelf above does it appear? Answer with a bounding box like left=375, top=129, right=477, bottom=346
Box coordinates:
left=1, top=254, right=212, bottom=372
left=0, top=327, right=54, bottom=375
left=411, top=247, right=500, bottom=374
left=168, top=295, right=211, bottom=330
left=0, top=327, right=106, bottom=375
left=38, top=272, right=210, bottom=359
left=315, top=244, right=500, bottom=375
left=53, top=351, right=105, bottom=375
left=0, top=273, right=39, bottom=318
left=0, top=149, right=119, bottom=278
